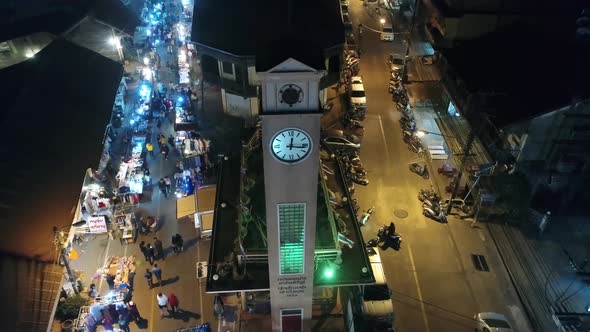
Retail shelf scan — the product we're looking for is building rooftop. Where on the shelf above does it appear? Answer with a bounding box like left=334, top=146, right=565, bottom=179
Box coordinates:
left=206, top=134, right=374, bottom=292
left=191, top=0, right=343, bottom=70
left=441, top=21, right=590, bottom=127
left=0, top=0, right=140, bottom=42
left=0, top=38, right=122, bottom=261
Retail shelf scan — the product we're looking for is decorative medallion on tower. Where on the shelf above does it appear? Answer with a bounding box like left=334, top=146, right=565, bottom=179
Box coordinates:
left=278, top=84, right=304, bottom=106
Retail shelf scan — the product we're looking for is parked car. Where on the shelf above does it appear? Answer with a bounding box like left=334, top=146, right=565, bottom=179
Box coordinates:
left=362, top=248, right=395, bottom=325
left=350, top=79, right=366, bottom=107
left=323, top=135, right=361, bottom=150
left=475, top=312, right=514, bottom=332
left=388, top=53, right=406, bottom=72
left=380, top=25, right=394, bottom=41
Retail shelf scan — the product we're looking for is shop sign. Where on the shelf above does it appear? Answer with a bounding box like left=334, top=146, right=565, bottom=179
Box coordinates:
left=88, top=216, right=108, bottom=233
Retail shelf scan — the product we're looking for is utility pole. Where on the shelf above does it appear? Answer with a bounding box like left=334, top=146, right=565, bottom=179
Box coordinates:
left=446, top=124, right=478, bottom=215
left=53, top=227, right=79, bottom=294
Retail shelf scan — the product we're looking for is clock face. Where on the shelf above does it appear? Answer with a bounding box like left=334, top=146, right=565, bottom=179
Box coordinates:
left=270, top=128, right=312, bottom=163
left=279, top=84, right=304, bottom=106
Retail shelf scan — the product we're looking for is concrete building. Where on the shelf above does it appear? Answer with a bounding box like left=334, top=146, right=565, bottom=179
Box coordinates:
left=439, top=21, right=590, bottom=215
left=0, top=0, right=139, bottom=68
left=205, top=46, right=375, bottom=331
left=191, top=0, right=344, bottom=125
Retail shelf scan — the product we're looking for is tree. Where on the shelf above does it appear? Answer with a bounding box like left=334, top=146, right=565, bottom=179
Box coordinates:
left=55, top=294, right=89, bottom=321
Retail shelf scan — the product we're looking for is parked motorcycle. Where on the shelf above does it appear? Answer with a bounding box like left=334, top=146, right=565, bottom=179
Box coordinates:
left=407, top=139, right=423, bottom=153
left=358, top=206, right=375, bottom=226
left=418, top=189, right=440, bottom=202
left=350, top=173, right=369, bottom=186
left=423, top=207, right=447, bottom=223
left=346, top=164, right=367, bottom=176
left=401, top=119, right=416, bottom=132
left=409, top=163, right=429, bottom=179
left=422, top=198, right=442, bottom=213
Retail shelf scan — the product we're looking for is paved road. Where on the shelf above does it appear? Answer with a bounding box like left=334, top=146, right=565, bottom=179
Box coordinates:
left=346, top=2, right=533, bottom=332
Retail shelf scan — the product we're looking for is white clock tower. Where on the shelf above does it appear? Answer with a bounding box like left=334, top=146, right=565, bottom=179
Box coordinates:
left=259, top=58, right=325, bottom=332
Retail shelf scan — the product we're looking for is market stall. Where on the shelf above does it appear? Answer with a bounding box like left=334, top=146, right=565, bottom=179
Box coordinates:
left=97, top=256, right=136, bottom=293
left=195, top=185, right=216, bottom=238
left=115, top=213, right=137, bottom=244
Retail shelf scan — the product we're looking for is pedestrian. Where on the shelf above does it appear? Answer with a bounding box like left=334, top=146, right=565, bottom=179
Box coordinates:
left=146, top=243, right=155, bottom=264
left=128, top=270, right=135, bottom=291
left=171, top=235, right=178, bottom=254
left=164, top=176, right=172, bottom=193
left=118, top=306, right=131, bottom=332
left=162, top=144, right=169, bottom=160
left=157, top=293, right=168, bottom=317
left=144, top=268, right=153, bottom=289
left=144, top=168, right=152, bottom=186
left=158, top=178, right=168, bottom=198
left=175, top=233, right=184, bottom=252
left=88, top=283, right=97, bottom=298
left=153, top=237, right=165, bottom=260
left=168, top=135, right=175, bottom=148
left=146, top=142, right=154, bottom=156
left=152, top=264, right=163, bottom=286
left=168, top=292, right=179, bottom=317
left=157, top=118, right=162, bottom=129
left=105, top=274, right=115, bottom=290
left=139, top=240, right=148, bottom=259
left=128, top=301, right=143, bottom=323
left=159, top=134, right=167, bottom=146
left=213, top=295, right=224, bottom=319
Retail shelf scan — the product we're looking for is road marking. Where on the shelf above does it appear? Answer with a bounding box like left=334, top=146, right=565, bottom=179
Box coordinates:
left=408, top=245, right=431, bottom=332
left=478, top=229, right=486, bottom=242
left=377, top=115, right=391, bottom=164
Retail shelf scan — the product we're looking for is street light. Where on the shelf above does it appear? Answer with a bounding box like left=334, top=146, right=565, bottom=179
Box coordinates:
left=379, top=18, right=386, bottom=25
left=415, top=129, right=455, bottom=139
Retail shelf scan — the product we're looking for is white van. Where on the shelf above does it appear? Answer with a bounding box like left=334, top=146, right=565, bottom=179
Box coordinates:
left=381, top=25, right=394, bottom=41
left=362, top=247, right=395, bottom=324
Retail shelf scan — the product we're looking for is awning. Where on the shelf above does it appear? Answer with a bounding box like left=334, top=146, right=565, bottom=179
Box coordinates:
left=177, top=194, right=196, bottom=219
left=196, top=185, right=217, bottom=213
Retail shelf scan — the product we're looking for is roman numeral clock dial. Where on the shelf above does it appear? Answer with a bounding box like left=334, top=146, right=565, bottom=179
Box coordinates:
left=270, top=128, right=312, bottom=164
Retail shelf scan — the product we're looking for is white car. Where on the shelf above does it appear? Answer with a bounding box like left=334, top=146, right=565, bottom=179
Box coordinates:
left=475, top=312, right=514, bottom=332
left=323, top=135, right=361, bottom=150
left=350, top=79, right=366, bottom=106
left=381, top=25, right=394, bottom=41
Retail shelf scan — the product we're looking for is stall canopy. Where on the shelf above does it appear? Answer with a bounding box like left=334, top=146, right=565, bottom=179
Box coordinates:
left=0, top=38, right=123, bottom=262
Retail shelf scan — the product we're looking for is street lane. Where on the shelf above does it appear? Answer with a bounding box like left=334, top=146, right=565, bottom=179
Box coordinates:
left=346, top=1, right=531, bottom=331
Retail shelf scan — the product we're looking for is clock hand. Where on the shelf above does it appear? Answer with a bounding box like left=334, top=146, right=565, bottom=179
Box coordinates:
left=288, top=137, right=294, bottom=150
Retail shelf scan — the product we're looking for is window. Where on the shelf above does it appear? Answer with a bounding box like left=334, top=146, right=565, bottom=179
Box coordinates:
left=281, top=308, right=303, bottom=332
left=222, top=61, right=234, bottom=75
left=278, top=203, right=305, bottom=274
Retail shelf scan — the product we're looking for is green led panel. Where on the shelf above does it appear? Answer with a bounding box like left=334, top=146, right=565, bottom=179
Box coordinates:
left=278, top=203, right=306, bottom=274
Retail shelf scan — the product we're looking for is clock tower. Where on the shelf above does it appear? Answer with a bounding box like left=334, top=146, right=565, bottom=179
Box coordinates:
left=259, top=57, right=325, bottom=331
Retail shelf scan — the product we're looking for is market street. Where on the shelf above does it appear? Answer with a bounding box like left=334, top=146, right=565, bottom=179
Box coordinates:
left=341, top=2, right=533, bottom=331
left=64, top=0, right=240, bottom=330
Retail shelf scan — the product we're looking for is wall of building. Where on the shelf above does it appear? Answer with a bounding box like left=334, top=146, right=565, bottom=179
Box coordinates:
left=438, top=14, right=520, bottom=42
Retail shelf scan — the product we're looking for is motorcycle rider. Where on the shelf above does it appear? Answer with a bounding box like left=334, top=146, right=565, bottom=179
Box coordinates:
left=379, top=222, right=401, bottom=251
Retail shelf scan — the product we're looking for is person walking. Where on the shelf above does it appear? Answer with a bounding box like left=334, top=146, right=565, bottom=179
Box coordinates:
left=162, top=144, right=170, bottom=160
left=144, top=268, right=153, bottom=289
left=158, top=178, right=168, bottom=198
left=175, top=233, right=184, bottom=252
left=168, top=292, right=179, bottom=317
left=171, top=235, right=178, bottom=254
left=152, top=264, right=163, bottom=286
left=213, top=295, right=224, bottom=319
left=146, top=142, right=154, bottom=157
left=128, top=301, right=143, bottom=323
left=153, top=237, right=165, bottom=260
left=168, top=135, right=175, bottom=148
left=164, top=176, right=172, bottom=194
left=157, top=293, right=168, bottom=318
left=145, top=244, right=155, bottom=265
